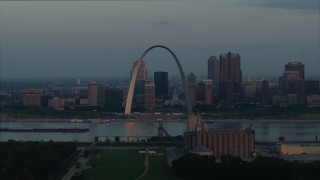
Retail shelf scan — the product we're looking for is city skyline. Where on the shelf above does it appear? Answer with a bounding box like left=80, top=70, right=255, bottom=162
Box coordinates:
left=0, top=0, right=319, bottom=79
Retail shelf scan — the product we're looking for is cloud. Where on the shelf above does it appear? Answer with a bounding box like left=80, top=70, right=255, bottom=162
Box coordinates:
left=240, top=0, right=319, bottom=12
left=152, top=21, right=173, bottom=25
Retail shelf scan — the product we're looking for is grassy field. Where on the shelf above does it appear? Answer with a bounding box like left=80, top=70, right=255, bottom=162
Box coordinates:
left=81, top=149, right=145, bottom=180
left=141, top=156, right=184, bottom=180
left=79, top=148, right=184, bottom=180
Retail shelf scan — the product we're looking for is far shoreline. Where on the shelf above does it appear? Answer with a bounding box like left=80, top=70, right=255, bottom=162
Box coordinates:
left=1, top=118, right=320, bottom=123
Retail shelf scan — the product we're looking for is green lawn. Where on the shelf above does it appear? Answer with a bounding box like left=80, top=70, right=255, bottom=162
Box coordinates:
left=79, top=148, right=185, bottom=180
left=81, top=149, right=145, bottom=180
left=141, top=156, right=185, bottom=180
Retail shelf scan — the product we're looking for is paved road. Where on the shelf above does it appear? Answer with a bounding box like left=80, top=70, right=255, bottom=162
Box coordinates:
left=62, top=142, right=97, bottom=180
left=62, top=151, right=91, bottom=180
left=134, top=148, right=149, bottom=180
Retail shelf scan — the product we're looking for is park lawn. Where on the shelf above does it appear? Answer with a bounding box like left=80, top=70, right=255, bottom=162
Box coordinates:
left=80, top=148, right=185, bottom=180
left=81, top=149, right=145, bottom=180
left=144, top=157, right=187, bottom=180
left=82, top=166, right=144, bottom=180
left=140, top=150, right=186, bottom=180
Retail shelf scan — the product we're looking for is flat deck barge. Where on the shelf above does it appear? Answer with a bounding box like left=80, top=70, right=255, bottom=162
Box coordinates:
left=0, top=128, right=90, bottom=133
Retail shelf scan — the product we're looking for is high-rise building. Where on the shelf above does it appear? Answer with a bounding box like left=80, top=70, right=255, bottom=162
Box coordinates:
left=105, top=89, right=123, bottom=110
left=189, top=81, right=213, bottom=106
left=243, top=79, right=269, bottom=105
left=285, top=62, right=305, bottom=80
left=202, top=79, right=214, bottom=105
left=22, top=89, right=43, bottom=107
left=97, top=85, right=106, bottom=106
left=88, top=81, right=98, bottom=106
left=208, top=56, right=219, bottom=95
left=219, top=52, right=242, bottom=104
left=187, top=72, right=197, bottom=86
left=196, top=83, right=205, bottom=103
left=279, top=62, right=306, bottom=105
left=144, top=81, right=155, bottom=109
left=279, top=62, right=305, bottom=105
left=154, top=71, right=169, bottom=99
left=133, top=80, right=145, bottom=106
left=131, top=60, right=148, bottom=80
left=48, top=97, right=65, bottom=110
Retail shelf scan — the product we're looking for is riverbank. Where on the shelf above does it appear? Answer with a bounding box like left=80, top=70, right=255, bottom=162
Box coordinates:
left=1, top=111, right=320, bottom=123
left=1, top=117, right=320, bottom=123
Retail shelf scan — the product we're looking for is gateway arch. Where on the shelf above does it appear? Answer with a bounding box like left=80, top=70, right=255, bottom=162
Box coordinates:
left=124, top=45, right=193, bottom=117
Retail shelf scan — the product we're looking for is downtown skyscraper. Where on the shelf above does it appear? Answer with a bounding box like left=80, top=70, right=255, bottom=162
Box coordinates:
left=208, top=56, right=219, bottom=98
left=219, top=52, right=242, bottom=105
left=131, top=60, right=148, bottom=80
left=279, top=62, right=305, bottom=105
left=154, top=71, right=169, bottom=99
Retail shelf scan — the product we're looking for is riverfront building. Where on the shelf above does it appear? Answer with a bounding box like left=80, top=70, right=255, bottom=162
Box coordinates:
left=185, top=129, right=255, bottom=159
left=22, top=89, right=43, bottom=107
left=277, top=143, right=320, bottom=155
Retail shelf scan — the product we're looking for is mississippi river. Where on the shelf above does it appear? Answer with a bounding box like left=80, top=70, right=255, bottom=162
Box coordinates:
left=1, top=119, right=319, bottom=142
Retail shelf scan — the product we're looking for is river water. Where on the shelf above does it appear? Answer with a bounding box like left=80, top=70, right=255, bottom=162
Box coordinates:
left=1, top=120, right=319, bottom=142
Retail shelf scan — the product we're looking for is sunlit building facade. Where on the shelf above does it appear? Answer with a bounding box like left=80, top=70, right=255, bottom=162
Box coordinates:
left=131, top=60, right=148, bottom=80
left=88, top=81, right=98, bottom=106
left=22, top=89, right=43, bottom=107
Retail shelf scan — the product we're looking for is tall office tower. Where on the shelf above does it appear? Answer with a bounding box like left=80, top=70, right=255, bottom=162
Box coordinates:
left=279, top=70, right=305, bottom=105
left=219, top=52, right=242, bottom=104
left=188, top=72, right=197, bottom=106
left=144, top=81, right=155, bottom=109
left=134, top=80, right=145, bottom=106
left=131, top=60, right=148, bottom=80
left=208, top=56, right=219, bottom=95
left=22, top=89, right=43, bottom=107
left=97, top=84, right=106, bottom=106
left=285, top=62, right=305, bottom=80
left=196, top=83, right=205, bottom=104
left=187, top=72, right=197, bottom=86
left=189, top=81, right=213, bottom=106
left=88, top=81, right=98, bottom=106
left=243, top=79, right=269, bottom=105
left=105, top=89, right=123, bottom=110
left=154, top=71, right=169, bottom=99
left=201, top=80, right=214, bottom=105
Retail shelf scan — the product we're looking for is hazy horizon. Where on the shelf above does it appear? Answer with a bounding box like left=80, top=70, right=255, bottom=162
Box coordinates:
left=1, top=0, right=319, bottom=79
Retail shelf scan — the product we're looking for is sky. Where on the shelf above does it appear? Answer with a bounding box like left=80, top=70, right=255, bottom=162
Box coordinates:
left=0, top=0, right=319, bottom=79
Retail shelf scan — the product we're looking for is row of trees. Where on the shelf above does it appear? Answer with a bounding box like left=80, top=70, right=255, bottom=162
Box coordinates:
left=0, top=140, right=76, bottom=180
left=3, top=104, right=319, bottom=120
left=172, top=153, right=320, bottom=180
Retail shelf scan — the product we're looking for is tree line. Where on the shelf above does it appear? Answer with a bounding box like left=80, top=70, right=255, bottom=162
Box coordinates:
left=0, top=140, right=76, bottom=180
left=172, top=153, right=320, bottom=180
